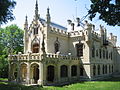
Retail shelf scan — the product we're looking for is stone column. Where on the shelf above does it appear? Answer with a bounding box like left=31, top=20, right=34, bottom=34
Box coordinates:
left=77, top=65, right=80, bottom=80
left=26, top=63, right=30, bottom=84
left=17, top=63, right=21, bottom=83
left=56, top=65, right=60, bottom=83
left=68, top=65, right=71, bottom=82
left=8, top=62, right=12, bottom=81
left=38, top=62, right=43, bottom=85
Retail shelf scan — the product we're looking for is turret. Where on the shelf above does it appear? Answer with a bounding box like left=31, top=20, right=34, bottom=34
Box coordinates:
left=109, top=33, right=117, bottom=46
left=24, top=15, right=29, bottom=53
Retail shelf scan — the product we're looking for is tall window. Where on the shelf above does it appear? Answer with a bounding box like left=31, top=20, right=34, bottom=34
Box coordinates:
left=33, top=27, right=38, bottom=35
left=103, top=50, right=105, bottom=59
left=103, top=65, right=104, bottom=74
left=98, top=65, right=100, bottom=75
left=109, top=65, right=111, bottom=73
left=92, top=46, right=95, bottom=58
left=106, top=50, right=108, bottom=59
left=105, top=65, right=107, bottom=74
left=71, top=65, right=77, bottom=76
left=96, top=49, right=98, bottom=57
left=60, top=65, right=68, bottom=78
left=99, top=49, right=102, bottom=59
left=93, top=65, right=96, bottom=76
left=76, top=43, right=83, bottom=57
left=32, top=43, right=39, bottom=53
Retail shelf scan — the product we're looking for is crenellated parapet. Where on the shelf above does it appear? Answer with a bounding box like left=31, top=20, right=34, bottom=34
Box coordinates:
left=49, top=26, right=68, bottom=36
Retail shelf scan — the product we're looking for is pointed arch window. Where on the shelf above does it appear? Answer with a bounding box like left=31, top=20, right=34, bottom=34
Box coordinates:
left=32, top=43, right=39, bottom=53
left=60, top=65, right=68, bottom=78
left=76, top=42, right=83, bottom=57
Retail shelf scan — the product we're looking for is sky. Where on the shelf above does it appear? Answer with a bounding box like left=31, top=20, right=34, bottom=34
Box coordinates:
left=2, top=0, right=120, bottom=45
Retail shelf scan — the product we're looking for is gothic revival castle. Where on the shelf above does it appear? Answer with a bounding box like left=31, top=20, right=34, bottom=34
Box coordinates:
left=8, top=1, right=120, bottom=85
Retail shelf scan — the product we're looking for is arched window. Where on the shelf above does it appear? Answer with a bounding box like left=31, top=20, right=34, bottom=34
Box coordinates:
left=60, top=65, right=68, bottom=78
left=76, top=43, right=83, bottom=57
left=93, top=65, right=96, bottom=76
left=80, top=66, right=84, bottom=76
left=98, top=65, right=100, bottom=75
left=71, top=65, right=77, bottom=76
left=32, top=43, right=39, bottom=53
left=92, top=46, right=95, bottom=58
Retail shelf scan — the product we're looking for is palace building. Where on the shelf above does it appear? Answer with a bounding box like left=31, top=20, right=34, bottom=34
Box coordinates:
left=8, top=1, right=120, bottom=85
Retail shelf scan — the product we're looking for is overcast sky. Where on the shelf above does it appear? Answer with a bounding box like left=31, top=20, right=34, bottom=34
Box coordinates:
left=2, top=0, right=120, bottom=45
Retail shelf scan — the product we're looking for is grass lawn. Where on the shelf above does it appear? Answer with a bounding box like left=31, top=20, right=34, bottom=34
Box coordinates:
left=0, top=77, right=120, bottom=90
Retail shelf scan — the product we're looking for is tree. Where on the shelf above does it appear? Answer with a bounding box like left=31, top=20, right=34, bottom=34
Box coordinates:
left=88, top=0, right=120, bottom=26
left=0, top=24, right=23, bottom=78
left=0, top=0, right=16, bottom=25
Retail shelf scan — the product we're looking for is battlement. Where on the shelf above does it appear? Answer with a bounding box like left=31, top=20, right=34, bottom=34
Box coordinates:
left=49, top=26, right=69, bottom=36
left=91, top=30, right=101, bottom=40
left=69, top=31, right=84, bottom=37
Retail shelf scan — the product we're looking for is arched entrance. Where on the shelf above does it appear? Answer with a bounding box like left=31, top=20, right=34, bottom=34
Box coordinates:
left=20, top=63, right=27, bottom=82
left=10, top=63, right=18, bottom=81
left=47, top=65, right=55, bottom=82
left=31, top=63, right=39, bottom=84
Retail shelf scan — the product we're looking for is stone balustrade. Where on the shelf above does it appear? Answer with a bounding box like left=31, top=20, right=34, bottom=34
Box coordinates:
left=8, top=53, right=41, bottom=61
left=46, top=53, right=80, bottom=60
left=9, top=53, right=80, bottom=61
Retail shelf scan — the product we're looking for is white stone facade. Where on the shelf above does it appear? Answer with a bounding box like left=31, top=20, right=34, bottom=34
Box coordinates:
left=8, top=1, right=120, bottom=85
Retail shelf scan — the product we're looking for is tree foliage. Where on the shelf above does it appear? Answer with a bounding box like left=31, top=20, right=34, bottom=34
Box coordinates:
left=0, top=24, right=23, bottom=78
left=88, top=0, right=120, bottom=26
left=0, top=0, right=16, bottom=25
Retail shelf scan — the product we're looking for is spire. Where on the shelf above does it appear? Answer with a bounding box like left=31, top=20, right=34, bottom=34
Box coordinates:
left=46, top=7, right=51, bottom=24
left=35, top=0, right=39, bottom=21
left=24, top=15, right=28, bottom=30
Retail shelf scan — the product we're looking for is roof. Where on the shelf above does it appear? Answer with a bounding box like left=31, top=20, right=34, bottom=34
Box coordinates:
left=40, top=18, right=67, bottom=30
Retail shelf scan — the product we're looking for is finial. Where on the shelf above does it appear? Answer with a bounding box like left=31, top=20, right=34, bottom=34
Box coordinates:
left=35, top=0, right=39, bottom=20
left=25, top=15, right=28, bottom=24
left=47, top=7, right=50, bottom=14
left=46, top=7, right=51, bottom=24
left=24, top=15, right=28, bottom=30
